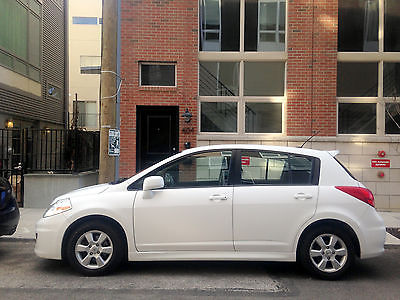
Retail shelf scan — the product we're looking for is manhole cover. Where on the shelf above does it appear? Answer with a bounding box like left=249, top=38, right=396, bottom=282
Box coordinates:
left=386, top=227, right=400, bottom=239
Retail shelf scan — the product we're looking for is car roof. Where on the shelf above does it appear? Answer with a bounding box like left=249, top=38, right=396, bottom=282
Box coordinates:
left=180, top=144, right=330, bottom=158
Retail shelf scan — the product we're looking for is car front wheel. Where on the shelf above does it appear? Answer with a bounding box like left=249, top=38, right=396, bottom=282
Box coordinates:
left=298, top=226, right=355, bottom=280
left=65, top=220, right=124, bottom=276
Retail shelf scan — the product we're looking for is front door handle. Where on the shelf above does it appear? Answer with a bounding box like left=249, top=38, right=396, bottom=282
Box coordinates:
left=209, top=195, right=227, bottom=202
left=294, top=193, right=313, bottom=200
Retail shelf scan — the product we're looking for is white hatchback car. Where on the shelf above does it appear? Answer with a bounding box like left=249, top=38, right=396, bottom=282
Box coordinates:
left=35, top=145, right=386, bottom=279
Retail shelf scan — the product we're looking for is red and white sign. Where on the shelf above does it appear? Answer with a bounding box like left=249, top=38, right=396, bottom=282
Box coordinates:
left=241, top=156, right=250, bottom=166
left=371, top=159, right=390, bottom=168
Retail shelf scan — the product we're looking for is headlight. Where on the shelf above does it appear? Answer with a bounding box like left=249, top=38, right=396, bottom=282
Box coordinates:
left=43, top=198, right=72, bottom=218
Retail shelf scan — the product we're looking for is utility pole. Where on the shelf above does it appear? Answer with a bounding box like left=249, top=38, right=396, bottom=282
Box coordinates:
left=99, top=0, right=117, bottom=183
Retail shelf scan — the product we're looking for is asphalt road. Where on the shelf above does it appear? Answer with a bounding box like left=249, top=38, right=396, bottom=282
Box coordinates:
left=0, top=239, right=399, bottom=299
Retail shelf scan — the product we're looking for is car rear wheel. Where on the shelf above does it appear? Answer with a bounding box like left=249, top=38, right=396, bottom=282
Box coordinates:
left=65, top=220, right=124, bottom=276
left=298, top=226, right=355, bottom=280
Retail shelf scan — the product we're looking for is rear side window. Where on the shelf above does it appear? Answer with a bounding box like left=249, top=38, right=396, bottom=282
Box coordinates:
left=333, top=157, right=358, bottom=181
left=240, top=151, right=319, bottom=185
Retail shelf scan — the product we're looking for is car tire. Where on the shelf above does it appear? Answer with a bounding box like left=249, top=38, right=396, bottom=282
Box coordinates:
left=298, top=225, right=355, bottom=280
left=65, top=220, right=125, bottom=276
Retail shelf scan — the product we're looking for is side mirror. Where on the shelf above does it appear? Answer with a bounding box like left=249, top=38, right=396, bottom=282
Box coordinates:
left=143, top=176, right=164, bottom=191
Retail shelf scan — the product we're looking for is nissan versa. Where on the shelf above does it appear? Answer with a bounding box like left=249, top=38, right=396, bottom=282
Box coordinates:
left=35, top=145, right=386, bottom=279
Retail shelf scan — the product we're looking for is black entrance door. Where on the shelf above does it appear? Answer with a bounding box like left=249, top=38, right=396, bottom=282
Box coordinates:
left=137, top=106, right=179, bottom=172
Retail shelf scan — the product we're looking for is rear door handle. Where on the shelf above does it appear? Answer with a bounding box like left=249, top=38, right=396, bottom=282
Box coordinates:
left=294, top=193, right=313, bottom=200
left=209, top=195, right=227, bottom=202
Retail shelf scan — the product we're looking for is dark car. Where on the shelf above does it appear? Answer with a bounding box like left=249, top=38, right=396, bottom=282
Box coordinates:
left=0, top=177, right=20, bottom=236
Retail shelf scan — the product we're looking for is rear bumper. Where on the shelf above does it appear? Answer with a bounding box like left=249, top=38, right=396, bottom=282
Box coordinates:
left=0, top=201, right=20, bottom=236
left=359, top=210, right=386, bottom=259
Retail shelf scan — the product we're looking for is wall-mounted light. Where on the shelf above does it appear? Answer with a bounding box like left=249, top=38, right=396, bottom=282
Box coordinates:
left=5, top=119, right=14, bottom=128
left=181, top=108, right=192, bottom=123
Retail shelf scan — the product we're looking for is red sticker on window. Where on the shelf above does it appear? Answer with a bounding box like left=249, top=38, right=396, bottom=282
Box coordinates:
left=241, top=157, right=250, bottom=166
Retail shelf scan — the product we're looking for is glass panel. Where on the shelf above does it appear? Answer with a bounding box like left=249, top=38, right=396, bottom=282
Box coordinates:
left=245, top=0, right=286, bottom=52
left=385, top=0, right=400, bottom=52
left=28, top=13, right=40, bottom=67
left=337, top=62, right=378, bottom=97
left=201, top=102, right=237, bottom=132
left=199, top=62, right=239, bottom=96
left=338, top=103, right=376, bottom=134
left=141, top=64, right=175, bottom=86
left=28, top=66, right=40, bottom=82
left=0, top=0, right=28, bottom=60
left=338, top=0, right=378, bottom=52
left=154, top=151, right=232, bottom=188
left=200, top=0, right=240, bottom=51
left=240, top=151, right=294, bottom=185
left=0, top=51, right=13, bottom=68
left=385, top=103, right=400, bottom=134
left=14, top=60, right=28, bottom=76
left=260, top=2, right=277, bottom=31
left=241, top=153, right=315, bottom=185
left=245, top=103, right=282, bottom=133
left=72, top=17, right=98, bottom=25
left=244, top=62, right=285, bottom=96
left=384, top=63, right=400, bottom=97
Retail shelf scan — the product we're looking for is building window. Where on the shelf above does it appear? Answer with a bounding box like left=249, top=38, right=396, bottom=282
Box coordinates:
left=140, top=63, right=176, bottom=87
left=74, top=101, right=98, bottom=128
left=72, top=17, right=98, bottom=25
left=199, top=62, right=239, bottom=96
left=0, top=0, right=41, bottom=82
left=199, top=0, right=240, bottom=51
left=338, top=103, right=376, bottom=134
left=337, top=62, right=378, bottom=97
left=244, top=62, right=285, bottom=96
left=80, top=56, right=101, bottom=74
left=201, top=102, right=237, bottom=132
left=338, top=0, right=400, bottom=135
left=245, top=102, right=282, bottom=133
left=199, top=0, right=286, bottom=134
left=245, top=0, right=286, bottom=52
left=338, top=0, right=379, bottom=52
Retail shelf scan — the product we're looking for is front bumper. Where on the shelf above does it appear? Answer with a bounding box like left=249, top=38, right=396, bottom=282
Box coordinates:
left=34, top=213, right=67, bottom=260
left=0, top=200, right=20, bottom=236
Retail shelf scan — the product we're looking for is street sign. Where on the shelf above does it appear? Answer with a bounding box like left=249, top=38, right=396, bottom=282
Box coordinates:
left=371, top=159, right=390, bottom=168
left=108, top=129, right=120, bottom=156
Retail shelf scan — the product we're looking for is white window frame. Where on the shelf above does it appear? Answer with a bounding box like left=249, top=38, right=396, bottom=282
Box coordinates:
left=198, top=0, right=287, bottom=137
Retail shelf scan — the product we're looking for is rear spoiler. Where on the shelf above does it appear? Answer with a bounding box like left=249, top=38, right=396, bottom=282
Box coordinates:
left=327, top=150, right=340, bottom=157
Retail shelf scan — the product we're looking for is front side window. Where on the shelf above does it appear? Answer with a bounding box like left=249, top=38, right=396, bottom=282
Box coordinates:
left=140, top=63, right=176, bottom=87
left=240, top=151, right=317, bottom=185
left=156, top=151, right=233, bottom=188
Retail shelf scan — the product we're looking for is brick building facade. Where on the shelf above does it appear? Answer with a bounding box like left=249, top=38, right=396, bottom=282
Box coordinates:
left=120, top=0, right=400, bottom=211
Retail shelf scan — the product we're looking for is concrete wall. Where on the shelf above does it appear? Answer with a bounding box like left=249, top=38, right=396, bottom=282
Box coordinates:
left=24, top=171, right=98, bottom=208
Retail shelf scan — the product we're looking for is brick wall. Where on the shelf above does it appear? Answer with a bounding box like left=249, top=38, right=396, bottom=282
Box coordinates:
left=287, top=0, right=338, bottom=136
left=120, top=0, right=198, bottom=177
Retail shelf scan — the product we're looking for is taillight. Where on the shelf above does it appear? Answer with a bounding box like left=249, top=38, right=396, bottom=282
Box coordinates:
left=335, top=186, right=375, bottom=207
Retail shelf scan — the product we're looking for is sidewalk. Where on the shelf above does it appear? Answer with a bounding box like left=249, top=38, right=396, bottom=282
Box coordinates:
left=3, top=208, right=400, bottom=245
